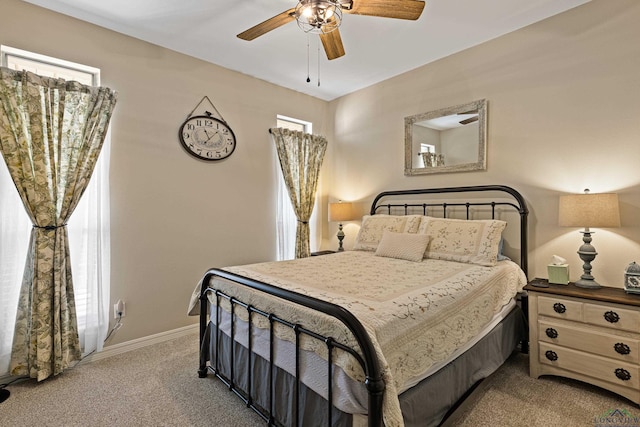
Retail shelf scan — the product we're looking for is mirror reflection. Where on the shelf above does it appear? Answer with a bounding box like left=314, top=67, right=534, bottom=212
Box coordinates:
left=404, top=99, right=487, bottom=175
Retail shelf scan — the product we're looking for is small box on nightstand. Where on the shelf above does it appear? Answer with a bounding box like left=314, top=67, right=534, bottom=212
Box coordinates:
left=547, top=264, right=570, bottom=285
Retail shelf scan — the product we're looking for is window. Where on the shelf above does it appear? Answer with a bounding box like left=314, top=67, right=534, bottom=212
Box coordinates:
left=420, top=143, right=436, bottom=153
left=419, top=143, right=436, bottom=167
left=274, top=115, right=319, bottom=260
left=277, top=115, right=312, bottom=134
left=0, top=46, right=110, bottom=373
left=1, top=46, right=99, bottom=85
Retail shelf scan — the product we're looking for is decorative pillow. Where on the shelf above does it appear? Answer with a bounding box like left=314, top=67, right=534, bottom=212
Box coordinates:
left=375, top=230, right=431, bottom=262
left=353, top=215, right=420, bottom=251
left=418, top=216, right=507, bottom=266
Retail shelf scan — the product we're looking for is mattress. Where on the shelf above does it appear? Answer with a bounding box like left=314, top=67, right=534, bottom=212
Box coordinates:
left=194, top=250, right=527, bottom=426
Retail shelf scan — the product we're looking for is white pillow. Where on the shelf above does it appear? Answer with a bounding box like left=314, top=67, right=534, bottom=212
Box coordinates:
left=353, top=215, right=422, bottom=251
left=418, top=216, right=506, bottom=266
left=375, top=230, right=431, bottom=262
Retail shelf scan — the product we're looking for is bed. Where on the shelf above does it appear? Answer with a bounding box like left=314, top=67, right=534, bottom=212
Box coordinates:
left=189, top=185, right=529, bottom=427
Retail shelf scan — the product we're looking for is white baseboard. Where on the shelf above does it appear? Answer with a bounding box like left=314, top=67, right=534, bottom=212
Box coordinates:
left=79, top=323, right=199, bottom=365
left=0, top=324, right=199, bottom=383
left=0, top=324, right=200, bottom=384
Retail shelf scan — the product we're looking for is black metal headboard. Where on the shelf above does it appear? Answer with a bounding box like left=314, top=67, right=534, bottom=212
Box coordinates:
left=370, top=185, right=529, bottom=277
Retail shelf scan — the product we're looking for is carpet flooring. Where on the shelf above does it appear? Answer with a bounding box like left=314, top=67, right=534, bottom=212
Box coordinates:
left=1, top=332, right=639, bottom=426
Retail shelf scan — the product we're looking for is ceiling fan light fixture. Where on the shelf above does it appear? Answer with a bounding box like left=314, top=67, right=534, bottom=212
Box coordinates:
left=295, top=0, right=342, bottom=34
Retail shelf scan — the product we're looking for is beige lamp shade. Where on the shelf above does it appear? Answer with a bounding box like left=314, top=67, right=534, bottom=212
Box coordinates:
left=329, top=202, right=354, bottom=222
left=559, top=192, right=620, bottom=228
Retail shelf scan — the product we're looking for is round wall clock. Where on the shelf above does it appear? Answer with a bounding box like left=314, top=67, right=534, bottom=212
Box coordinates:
left=179, top=112, right=236, bottom=161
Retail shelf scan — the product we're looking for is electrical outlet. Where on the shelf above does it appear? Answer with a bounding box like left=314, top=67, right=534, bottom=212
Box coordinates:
left=113, top=300, right=125, bottom=319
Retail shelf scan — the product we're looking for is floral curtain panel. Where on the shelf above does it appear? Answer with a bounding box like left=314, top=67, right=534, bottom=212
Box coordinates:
left=270, top=128, right=327, bottom=258
left=0, top=67, right=117, bottom=381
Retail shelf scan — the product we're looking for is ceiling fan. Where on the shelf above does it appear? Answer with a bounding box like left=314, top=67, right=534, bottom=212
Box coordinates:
left=237, top=0, right=426, bottom=60
left=458, top=110, right=479, bottom=125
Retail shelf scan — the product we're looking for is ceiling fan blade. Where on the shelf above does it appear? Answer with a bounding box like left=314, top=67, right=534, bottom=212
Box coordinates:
left=319, top=29, right=346, bottom=60
left=344, top=0, right=425, bottom=20
left=459, top=116, right=479, bottom=125
left=237, top=8, right=297, bottom=41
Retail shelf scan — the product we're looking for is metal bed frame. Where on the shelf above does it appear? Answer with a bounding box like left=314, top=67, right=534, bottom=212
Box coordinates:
left=197, top=185, right=529, bottom=427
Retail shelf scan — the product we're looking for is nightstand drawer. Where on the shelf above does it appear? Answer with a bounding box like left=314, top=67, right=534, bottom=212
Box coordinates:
left=539, top=342, right=640, bottom=389
left=538, top=296, right=582, bottom=321
left=584, top=303, right=640, bottom=333
left=539, top=320, right=640, bottom=363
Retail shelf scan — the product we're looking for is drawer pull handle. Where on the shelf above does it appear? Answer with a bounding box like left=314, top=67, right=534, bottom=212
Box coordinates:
left=545, top=328, right=558, bottom=339
left=545, top=350, right=558, bottom=361
left=615, top=368, right=631, bottom=381
left=604, top=311, right=620, bottom=323
left=553, top=303, right=566, bottom=314
left=615, top=343, right=631, bottom=355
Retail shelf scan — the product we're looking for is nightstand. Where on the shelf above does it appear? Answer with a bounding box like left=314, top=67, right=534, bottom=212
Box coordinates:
left=525, top=278, right=640, bottom=404
left=310, top=250, right=337, bottom=256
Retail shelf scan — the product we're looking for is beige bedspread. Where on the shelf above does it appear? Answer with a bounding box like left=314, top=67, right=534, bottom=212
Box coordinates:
left=189, top=251, right=526, bottom=427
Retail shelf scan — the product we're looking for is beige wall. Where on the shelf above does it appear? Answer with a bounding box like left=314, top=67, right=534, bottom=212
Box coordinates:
left=0, top=0, right=330, bottom=344
left=324, top=0, right=640, bottom=289
left=2, top=0, right=640, bottom=347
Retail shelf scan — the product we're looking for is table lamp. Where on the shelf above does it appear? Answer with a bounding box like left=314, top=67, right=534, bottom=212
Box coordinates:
left=328, top=201, right=353, bottom=251
left=558, top=189, right=620, bottom=288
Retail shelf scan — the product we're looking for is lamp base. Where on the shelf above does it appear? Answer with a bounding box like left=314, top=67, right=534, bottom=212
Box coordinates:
left=574, top=278, right=602, bottom=289
left=336, top=223, right=345, bottom=252
left=575, top=229, right=601, bottom=289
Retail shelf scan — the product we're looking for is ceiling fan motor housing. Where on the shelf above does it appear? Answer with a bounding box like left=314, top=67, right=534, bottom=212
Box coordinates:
left=295, top=0, right=343, bottom=34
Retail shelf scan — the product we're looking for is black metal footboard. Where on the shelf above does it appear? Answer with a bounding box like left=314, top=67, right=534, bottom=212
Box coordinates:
left=198, top=268, right=384, bottom=427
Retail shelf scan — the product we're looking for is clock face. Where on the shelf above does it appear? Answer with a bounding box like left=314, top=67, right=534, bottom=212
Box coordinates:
left=179, top=115, right=236, bottom=161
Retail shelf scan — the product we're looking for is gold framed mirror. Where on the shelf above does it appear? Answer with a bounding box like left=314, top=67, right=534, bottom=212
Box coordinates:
left=404, top=99, right=487, bottom=175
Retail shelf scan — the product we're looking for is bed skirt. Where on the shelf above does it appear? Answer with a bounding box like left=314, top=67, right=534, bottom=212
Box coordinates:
left=201, top=304, right=526, bottom=427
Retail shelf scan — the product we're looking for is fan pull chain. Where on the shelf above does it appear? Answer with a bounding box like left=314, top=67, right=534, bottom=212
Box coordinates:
left=317, top=41, right=321, bottom=87
left=305, top=36, right=321, bottom=87
left=306, top=35, right=311, bottom=83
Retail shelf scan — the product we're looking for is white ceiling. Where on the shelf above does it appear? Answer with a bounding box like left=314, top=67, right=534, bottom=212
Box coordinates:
left=23, top=0, right=591, bottom=101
